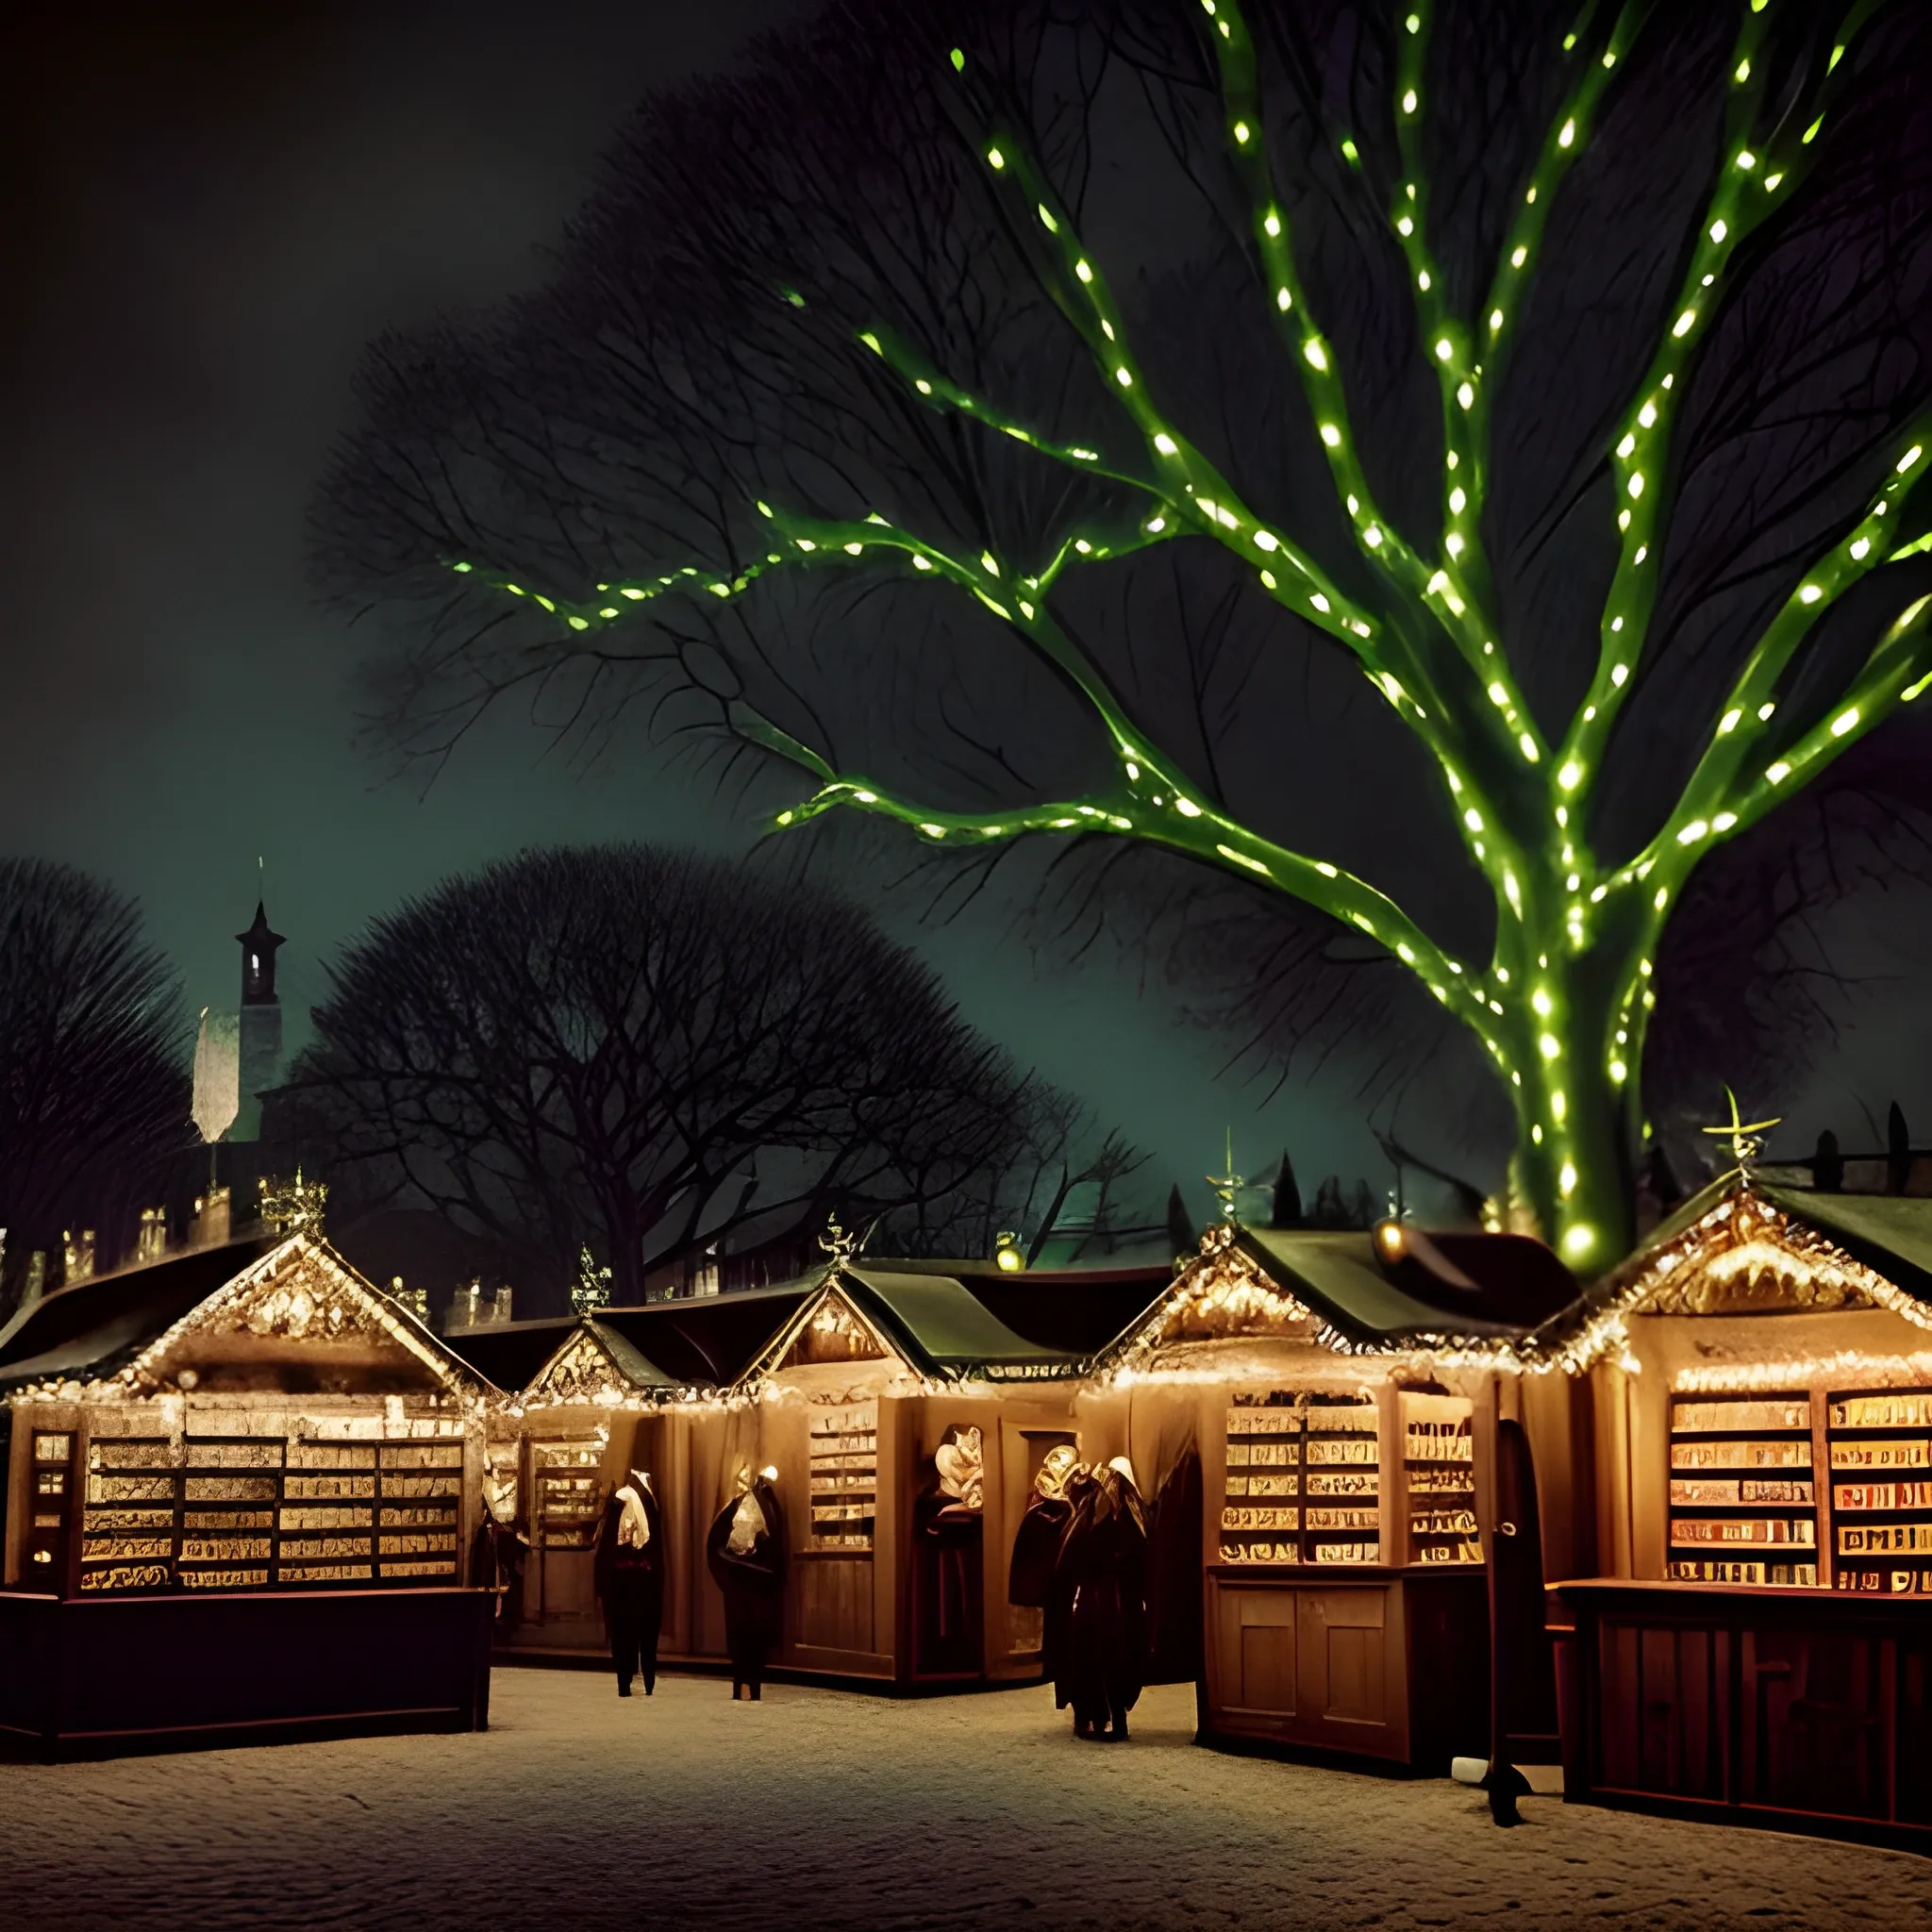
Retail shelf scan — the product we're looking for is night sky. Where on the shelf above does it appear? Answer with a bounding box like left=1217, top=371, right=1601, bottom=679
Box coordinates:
left=5, top=1, right=1929, bottom=1218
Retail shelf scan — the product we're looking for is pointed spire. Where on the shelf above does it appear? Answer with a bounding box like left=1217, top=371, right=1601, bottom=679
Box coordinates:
left=237, top=886, right=287, bottom=1007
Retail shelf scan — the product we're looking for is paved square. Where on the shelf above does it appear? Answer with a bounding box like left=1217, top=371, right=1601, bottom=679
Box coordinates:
left=1, top=1669, right=1924, bottom=1928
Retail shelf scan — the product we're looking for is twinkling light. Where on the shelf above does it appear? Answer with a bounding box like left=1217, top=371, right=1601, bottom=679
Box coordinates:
left=441, top=0, right=1924, bottom=1256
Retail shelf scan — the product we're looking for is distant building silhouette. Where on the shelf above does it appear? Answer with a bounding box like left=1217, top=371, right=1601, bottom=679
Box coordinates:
left=233, top=898, right=285, bottom=1141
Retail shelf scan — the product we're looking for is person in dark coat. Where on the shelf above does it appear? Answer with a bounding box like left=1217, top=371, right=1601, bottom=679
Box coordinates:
left=1008, top=1445, right=1078, bottom=1672
left=1046, top=1462, right=1099, bottom=1722
left=706, top=1465, right=787, bottom=1700
left=1062, top=1457, right=1150, bottom=1741
left=913, top=1425, right=985, bottom=1675
left=468, top=1494, right=529, bottom=1632
left=594, top=1470, right=665, bottom=1696
left=1143, top=1447, right=1204, bottom=1685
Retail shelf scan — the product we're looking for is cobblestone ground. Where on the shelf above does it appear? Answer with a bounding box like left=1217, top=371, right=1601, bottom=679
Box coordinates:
left=1, top=1669, right=1926, bottom=1930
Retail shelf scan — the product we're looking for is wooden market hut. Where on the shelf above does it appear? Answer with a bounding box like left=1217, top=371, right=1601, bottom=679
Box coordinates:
left=486, top=1257, right=1165, bottom=1690
left=1077, top=1219, right=1578, bottom=1773
left=0, top=1230, right=498, bottom=1755
left=484, top=1284, right=818, bottom=1662
left=1537, top=1174, right=1932, bottom=1848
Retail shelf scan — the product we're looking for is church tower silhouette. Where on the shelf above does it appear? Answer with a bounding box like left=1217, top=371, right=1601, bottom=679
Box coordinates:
left=234, top=896, right=286, bottom=1141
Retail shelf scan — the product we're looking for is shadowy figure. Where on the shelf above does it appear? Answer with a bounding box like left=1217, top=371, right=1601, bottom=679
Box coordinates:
left=1009, top=1445, right=1079, bottom=1673
left=469, top=1477, right=529, bottom=1632
left=1046, top=1461, right=1099, bottom=1723
left=914, top=1424, right=985, bottom=1675
left=1485, top=1418, right=1547, bottom=1824
left=1060, top=1456, right=1149, bottom=1741
left=707, top=1465, right=787, bottom=1700
left=594, top=1469, right=664, bottom=1697
left=1144, top=1445, right=1204, bottom=1685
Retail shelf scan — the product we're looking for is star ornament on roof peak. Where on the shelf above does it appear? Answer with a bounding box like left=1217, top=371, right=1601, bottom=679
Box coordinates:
left=1700, top=1087, right=1782, bottom=1173
left=818, top=1216, right=859, bottom=1264
left=1206, top=1127, right=1245, bottom=1226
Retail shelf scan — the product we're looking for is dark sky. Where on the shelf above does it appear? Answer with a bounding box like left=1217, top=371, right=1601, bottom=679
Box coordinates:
left=0, top=0, right=1420, bottom=1216
left=3, top=2, right=1926, bottom=1214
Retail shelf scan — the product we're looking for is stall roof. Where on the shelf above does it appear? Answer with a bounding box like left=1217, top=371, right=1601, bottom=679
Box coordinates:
left=1, top=1232, right=495, bottom=1401
left=0, top=1235, right=276, bottom=1389
left=942, top=1265, right=1175, bottom=1357
left=441, top=1315, right=581, bottom=1393
left=595, top=1283, right=818, bottom=1390
left=1528, top=1174, right=1932, bottom=1366
left=1236, top=1225, right=1573, bottom=1348
left=516, top=1317, right=684, bottom=1402
left=1654, top=1179, right=1932, bottom=1300
left=838, top=1266, right=1086, bottom=1378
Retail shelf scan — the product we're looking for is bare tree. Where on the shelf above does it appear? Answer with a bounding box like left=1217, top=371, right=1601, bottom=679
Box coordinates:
left=0, top=858, right=192, bottom=1303
left=285, top=845, right=1101, bottom=1306
left=316, top=0, right=1932, bottom=1263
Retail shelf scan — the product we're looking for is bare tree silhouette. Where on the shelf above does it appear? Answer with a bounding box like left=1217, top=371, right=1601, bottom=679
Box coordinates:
left=316, top=0, right=1932, bottom=1260
left=0, top=858, right=192, bottom=1304
left=284, top=845, right=1126, bottom=1305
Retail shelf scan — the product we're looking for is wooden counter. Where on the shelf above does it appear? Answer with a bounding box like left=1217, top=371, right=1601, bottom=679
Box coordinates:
left=1204, top=1563, right=1489, bottom=1772
left=1556, top=1578, right=1932, bottom=1850
left=0, top=1585, right=494, bottom=1760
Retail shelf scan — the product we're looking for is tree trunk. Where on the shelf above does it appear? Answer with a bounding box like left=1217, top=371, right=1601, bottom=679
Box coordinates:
left=1493, top=908, right=1645, bottom=1270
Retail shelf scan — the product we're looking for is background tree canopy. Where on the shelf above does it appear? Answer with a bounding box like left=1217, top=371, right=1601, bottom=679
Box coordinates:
left=317, top=0, right=1932, bottom=1260
left=284, top=844, right=1132, bottom=1307
left=0, top=858, right=192, bottom=1307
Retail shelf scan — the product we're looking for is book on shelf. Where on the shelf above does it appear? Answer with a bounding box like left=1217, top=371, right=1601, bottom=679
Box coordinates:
left=1672, top=1397, right=1810, bottom=1434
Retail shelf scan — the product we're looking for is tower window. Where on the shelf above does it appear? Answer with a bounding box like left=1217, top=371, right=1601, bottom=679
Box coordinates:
left=251, top=955, right=258, bottom=973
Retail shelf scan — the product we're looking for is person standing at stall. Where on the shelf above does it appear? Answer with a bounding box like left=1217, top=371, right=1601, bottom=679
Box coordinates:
left=1009, top=1446, right=1079, bottom=1677
left=594, top=1468, right=665, bottom=1697
left=1062, top=1457, right=1150, bottom=1741
left=706, top=1465, right=787, bottom=1700
left=1046, top=1460, right=1098, bottom=1724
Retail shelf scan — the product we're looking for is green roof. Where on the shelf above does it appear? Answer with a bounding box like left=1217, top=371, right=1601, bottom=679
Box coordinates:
left=1609, top=1174, right=1932, bottom=1303
left=583, top=1317, right=681, bottom=1390
left=1757, top=1185, right=1932, bottom=1297
left=814, top=1266, right=1082, bottom=1379
left=1236, top=1226, right=1544, bottom=1347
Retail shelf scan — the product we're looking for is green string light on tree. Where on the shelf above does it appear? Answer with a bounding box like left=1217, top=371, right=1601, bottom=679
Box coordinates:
left=445, top=0, right=1932, bottom=1265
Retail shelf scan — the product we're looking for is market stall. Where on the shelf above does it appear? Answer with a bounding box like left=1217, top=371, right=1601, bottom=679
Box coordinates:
left=0, top=1230, right=497, bottom=1754
left=1079, top=1219, right=1577, bottom=1773
left=487, top=1253, right=1162, bottom=1690
left=1543, top=1175, right=1932, bottom=1848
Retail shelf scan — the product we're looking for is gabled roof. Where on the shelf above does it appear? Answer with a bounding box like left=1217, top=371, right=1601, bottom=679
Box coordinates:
left=3, top=1232, right=497, bottom=1402
left=521, top=1318, right=681, bottom=1403
left=593, top=1282, right=818, bottom=1390
left=1100, top=1222, right=1574, bottom=1369
left=441, top=1315, right=581, bottom=1393
left=841, top=1266, right=1085, bottom=1379
left=1524, top=1174, right=1932, bottom=1369
left=0, top=1234, right=276, bottom=1388
left=940, top=1264, right=1174, bottom=1356
left=733, top=1263, right=1091, bottom=1386
left=1236, top=1224, right=1571, bottom=1349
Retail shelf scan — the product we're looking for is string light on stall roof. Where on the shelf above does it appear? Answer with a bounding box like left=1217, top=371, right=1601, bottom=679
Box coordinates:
left=1674, top=1352, right=1932, bottom=1394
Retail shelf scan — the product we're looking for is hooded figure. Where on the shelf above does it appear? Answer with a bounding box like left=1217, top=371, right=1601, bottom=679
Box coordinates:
left=1008, top=1445, right=1078, bottom=1665
left=1045, top=1461, right=1100, bottom=1716
left=1060, top=1456, right=1150, bottom=1740
left=706, top=1466, right=787, bottom=1699
left=1144, top=1446, right=1205, bottom=1685
left=469, top=1477, right=529, bottom=1630
left=914, top=1424, right=985, bottom=1675
left=594, top=1470, right=665, bottom=1696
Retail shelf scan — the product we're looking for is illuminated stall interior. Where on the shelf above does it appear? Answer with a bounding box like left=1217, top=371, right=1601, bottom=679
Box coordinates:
left=2, top=1230, right=497, bottom=1597
left=485, top=1254, right=1159, bottom=1688
left=724, top=1256, right=1129, bottom=1690
left=475, top=1283, right=817, bottom=1661
left=1545, top=1174, right=1932, bottom=1845
left=1080, top=1219, right=1576, bottom=1772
